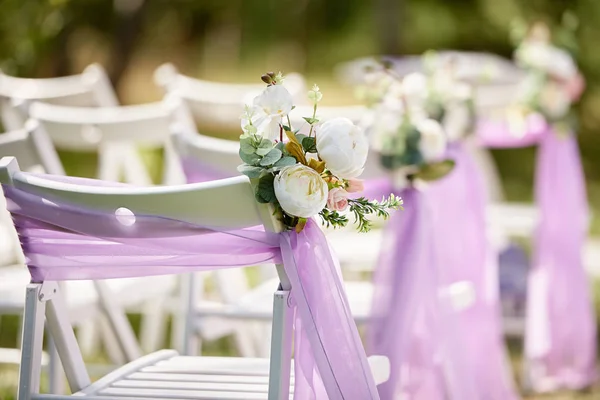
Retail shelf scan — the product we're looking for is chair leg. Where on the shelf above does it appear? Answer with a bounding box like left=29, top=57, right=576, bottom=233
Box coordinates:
left=268, top=289, right=293, bottom=400
left=47, top=336, right=65, bottom=395
left=98, top=314, right=126, bottom=366
left=18, top=284, right=46, bottom=400
left=140, top=297, right=168, bottom=353
left=179, top=273, right=202, bottom=356
left=77, top=319, right=100, bottom=359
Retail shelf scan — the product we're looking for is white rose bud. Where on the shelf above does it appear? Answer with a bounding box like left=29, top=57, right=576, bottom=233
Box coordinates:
left=416, top=118, right=447, bottom=162
left=316, top=117, right=369, bottom=179
left=274, top=164, right=329, bottom=218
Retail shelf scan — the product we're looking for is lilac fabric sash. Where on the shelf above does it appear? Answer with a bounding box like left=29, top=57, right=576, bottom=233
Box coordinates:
left=3, top=175, right=380, bottom=400
left=478, top=119, right=597, bottom=391
left=366, top=143, right=518, bottom=399
left=427, top=143, right=519, bottom=399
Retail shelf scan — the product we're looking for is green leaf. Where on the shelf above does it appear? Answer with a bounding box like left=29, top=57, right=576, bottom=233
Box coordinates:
left=239, top=148, right=261, bottom=165
left=255, top=138, right=274, bottom=156
left=274, top=156, right=297, bottom=168
left=256, top=173, right=276, bottom=203
left=414, top=160, right=455, bottom=181
left=240, top=137, right=256, bottom=155
left=260, top=148, right=283, bottom=166
left=301, top=136, right=317, bottom=153
left=303, top=117, right=319, bottom=125
left=295, top=134, right=308, bottom=143
left=237, top=164, right=264, bottom=178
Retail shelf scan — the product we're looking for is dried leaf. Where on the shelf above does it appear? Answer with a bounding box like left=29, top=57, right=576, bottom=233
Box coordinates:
left=308, top=158, right=326, bottom=173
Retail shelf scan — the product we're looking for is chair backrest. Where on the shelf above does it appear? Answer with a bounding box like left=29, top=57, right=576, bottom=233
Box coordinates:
left=154, top=63, right=308, bottom=134
left=171, top=127, right=242, bottom=181
left=1, top=156, right=274, bottom=230
left=28, top=98, right=193, bottom=185
left=0, top=64, right=118, bottom=131
left=29, top=99, right=179, bottom=151
left=0, top=121, right=65, bottom=175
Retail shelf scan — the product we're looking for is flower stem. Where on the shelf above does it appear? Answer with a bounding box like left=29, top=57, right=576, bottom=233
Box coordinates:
left=286, top=115, right=292, bottom=132
left=308, top=103, right=318, bottom=137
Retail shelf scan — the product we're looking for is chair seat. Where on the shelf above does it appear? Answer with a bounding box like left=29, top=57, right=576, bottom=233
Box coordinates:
left=62, top=350, right=389, bottom=400
left=196, top=279, right=374, bottom=324
left=0, top=266, right=177, bottom=322
left=25, top=350, right=282, bottom=399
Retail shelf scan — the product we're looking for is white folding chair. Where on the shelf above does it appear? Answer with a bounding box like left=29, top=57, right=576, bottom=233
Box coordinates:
left=0, top=64, right=117, bottom=131
left=0, top=127, right=176, bottom=386
left=154, top=64, right=308, bottom=134
left=28, top=99, right=187, bottom=186
left=0, top=64, right=156, bottom=188
left=0, top=156, right=390, bottom=400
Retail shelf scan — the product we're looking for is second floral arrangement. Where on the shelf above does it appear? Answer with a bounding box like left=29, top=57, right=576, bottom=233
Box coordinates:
left=237, top=72, right=402, bottom=233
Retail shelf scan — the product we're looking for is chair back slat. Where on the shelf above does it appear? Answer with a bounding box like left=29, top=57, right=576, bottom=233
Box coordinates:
left=29, top=101, right=177, bottom=151
left=154, top=63, right=307, bottom=133
left=0, top=64, right=118, bottom=131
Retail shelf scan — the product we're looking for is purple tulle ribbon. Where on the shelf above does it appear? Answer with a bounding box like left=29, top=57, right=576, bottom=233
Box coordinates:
left=3, top=175, right=380, bottom=400
left=477, top=119, right=597, bottom=391
left=366, top=143, right=518, bottom=399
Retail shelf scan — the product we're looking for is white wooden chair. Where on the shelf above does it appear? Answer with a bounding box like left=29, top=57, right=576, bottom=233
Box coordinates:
left=154, top=64, right=308, bottom=134
left=28, top=99, right=187, bottom=186
left=0, top=64, right=156, bottom=189
left=0, top=126, right=177, bottom=387
left=0, top=156, right=390, bottom=400
left=0, top=64, right=117, bottom=131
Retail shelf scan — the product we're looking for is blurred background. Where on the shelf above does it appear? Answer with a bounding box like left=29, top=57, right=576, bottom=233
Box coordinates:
left=2, top=0, right=599, bottom=222
left=1, top=0, right=600, bottom=225
left=1, top=0, right=599, bottom=398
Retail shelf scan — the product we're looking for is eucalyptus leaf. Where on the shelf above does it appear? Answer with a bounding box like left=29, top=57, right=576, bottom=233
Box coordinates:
left=414, top=160, right=455, bottom=181
left=301, top=136, right=317, bottom=153
left=240, top=138, right=256, bottom=155
left=256, top=173, right=276, bottom=203
left=259, top=148, right=283, bottom=166
left=303, top=117, right=319, bottom=125
left=237, top=164, right=264, bottom=178
left=274, top=156, right=297, bottom=168
left=239, top=148, right=261, bottom=165
left=295, top=134, right=308, bottom=143
left=255, top=138, right=273, bottom=156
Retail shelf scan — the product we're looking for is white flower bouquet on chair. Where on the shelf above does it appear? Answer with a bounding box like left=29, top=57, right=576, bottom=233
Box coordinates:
left=508, top=16, right=584, bottom=135
left=359, top=56, right=476, bottom=183
left=237, top=72, right=402, bottom=232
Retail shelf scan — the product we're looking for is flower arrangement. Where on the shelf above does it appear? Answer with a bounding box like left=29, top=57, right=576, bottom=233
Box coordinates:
left=359, top=55, right=474, bottom=182
left=509, top=15, right=584, bottom=134
left=237, top=72, right=403, bottom=233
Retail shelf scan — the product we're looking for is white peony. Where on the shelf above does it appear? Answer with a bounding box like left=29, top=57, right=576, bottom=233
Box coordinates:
left=274, top=164, right=329, bottom=218
left=416, top=118, right=447, bottom=162
left=401, top=72, right=428, bottom=108
left=316, top=117, right=369, bottom=179
left=241, top=85, right=294, bottom=140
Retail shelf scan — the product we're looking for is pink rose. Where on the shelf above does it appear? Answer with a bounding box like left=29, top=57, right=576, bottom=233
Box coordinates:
left=564, top=73, right=585, bottom=102
left=346, top=178, right=365, bottom=193
left=327, top=188, right=349, bottom=211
